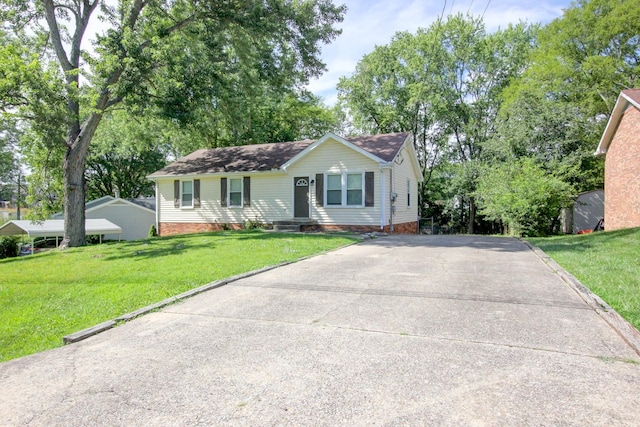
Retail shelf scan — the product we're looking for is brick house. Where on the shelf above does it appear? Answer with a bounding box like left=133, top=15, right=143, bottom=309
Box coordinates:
left=595, top=89, right=640, bottom=231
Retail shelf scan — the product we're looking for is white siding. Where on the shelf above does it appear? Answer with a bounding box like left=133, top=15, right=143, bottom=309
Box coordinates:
left=390, top=141, right=420, bottom=225
left=157, top=173, right=293, bottom=225
left=288, top=139, right=382, bottom=226
left=86, top=201, right=155, bottom=240
left=156, top=136, right=422, bottom=229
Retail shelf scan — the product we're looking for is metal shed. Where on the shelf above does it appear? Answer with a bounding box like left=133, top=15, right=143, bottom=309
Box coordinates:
left=0, top=219, right=122, bottom=253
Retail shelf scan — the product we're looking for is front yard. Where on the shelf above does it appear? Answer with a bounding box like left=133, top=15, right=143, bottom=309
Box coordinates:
left=0, top=230, right=358, bottom=362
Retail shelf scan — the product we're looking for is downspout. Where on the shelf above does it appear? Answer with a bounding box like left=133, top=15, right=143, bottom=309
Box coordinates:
left=380, top=168, right=385, bottom=230
left=389, top=167, right=394, bottom=233
left=155, top=181, right=160, bottom=236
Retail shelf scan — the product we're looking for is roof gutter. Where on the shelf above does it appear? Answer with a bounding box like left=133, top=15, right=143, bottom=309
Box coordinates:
left=146, top=169, right=287, bottom=181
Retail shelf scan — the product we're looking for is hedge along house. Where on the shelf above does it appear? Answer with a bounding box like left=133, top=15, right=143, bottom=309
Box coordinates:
left=148, top=132, right=423, bottom=235
left=595, top=89, right=640, bottom=231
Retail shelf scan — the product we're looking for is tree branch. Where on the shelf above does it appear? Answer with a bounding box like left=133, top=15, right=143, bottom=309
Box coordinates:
left=137, top=15, right=196, bottom=51
left=43, top=0, right=73, bottom=72
left=69, top=0, right=100, bottom=67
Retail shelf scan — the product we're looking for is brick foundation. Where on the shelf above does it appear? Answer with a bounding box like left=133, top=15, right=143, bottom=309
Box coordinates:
left=301, top=221, right=418, bottom=234
left=605, top=107, right=640, bottom=231
left=160, top=220, right=419, bottom=236
left=389, top=221, right=419, bottom=234
left=159, top=222, right=243, bottom=236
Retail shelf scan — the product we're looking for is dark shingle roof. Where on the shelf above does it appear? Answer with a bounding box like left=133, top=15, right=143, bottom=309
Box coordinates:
left=149, top=132, right=410, bottom=178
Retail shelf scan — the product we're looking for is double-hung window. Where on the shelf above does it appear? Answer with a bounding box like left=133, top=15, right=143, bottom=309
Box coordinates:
left=174, top=179, right=200, bottom=209
left=229, top=178, right=242, bottom=207
left=221, top=177, right=250, bottom=208
left=325, top=172, right=364, bottom=207
left=181, top=180, right=193, bottom=208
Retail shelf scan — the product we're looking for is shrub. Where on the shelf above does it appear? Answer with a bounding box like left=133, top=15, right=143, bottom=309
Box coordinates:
left=86, top=235, right=103, bottom=245
left=148, top=224, right=157, bottom=238
left=244, top=217, right=264, bottom=230
left=475, top=158, right=574, bottom=237
left=0, top=236, right=19, bottom=259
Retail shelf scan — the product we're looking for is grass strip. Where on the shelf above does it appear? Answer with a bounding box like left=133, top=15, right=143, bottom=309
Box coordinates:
left=527, top=228, right=640, bottom=331
left=0, top=230, right=358, bottom=362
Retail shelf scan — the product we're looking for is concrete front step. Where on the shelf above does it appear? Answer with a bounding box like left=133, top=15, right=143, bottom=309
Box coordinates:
left=272, top=219, right=318, bottom=232
left=273, top=224, right=301, bottom=232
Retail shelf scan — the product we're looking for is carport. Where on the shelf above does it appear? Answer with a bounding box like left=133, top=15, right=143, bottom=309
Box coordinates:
left=0, top=219, right=122, bottom=253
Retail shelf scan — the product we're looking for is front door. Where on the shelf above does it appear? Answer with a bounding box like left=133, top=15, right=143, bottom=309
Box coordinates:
left=294, top=176, right=310, bottom=218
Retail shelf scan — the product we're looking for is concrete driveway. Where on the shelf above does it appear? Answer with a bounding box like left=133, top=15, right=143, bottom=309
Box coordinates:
left=1, top=235, right=640, bottom=426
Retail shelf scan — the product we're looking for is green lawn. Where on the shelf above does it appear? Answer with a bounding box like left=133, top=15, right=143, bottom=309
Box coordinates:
left=0, top=230, right=358, bottom=362
left=527, top=228, right=640, bottom=331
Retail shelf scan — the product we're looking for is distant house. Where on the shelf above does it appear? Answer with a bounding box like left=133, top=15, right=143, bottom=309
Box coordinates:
left=52, top=196, right=156, bottom=240
left=595, top=89, right=640, bottom=231
left=147, top=132, right=423, bottom=235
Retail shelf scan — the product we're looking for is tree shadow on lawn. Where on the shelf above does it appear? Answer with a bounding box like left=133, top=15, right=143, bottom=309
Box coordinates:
left=365, top=234, right=532, bottom=253
left=101, top=229, right=341, bottom=261
left=0, top=230, right=356, bottom=264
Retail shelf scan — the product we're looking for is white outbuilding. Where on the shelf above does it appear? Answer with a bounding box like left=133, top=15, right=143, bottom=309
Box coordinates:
left=52, top=196, right=156, bottom=241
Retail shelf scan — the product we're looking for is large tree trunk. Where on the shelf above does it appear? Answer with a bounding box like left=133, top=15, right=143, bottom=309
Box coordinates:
left=467, top=197, right=476, bottom=234
left=61, top=144, right=87, bottom=248
left=60, top=113, right=104, bottom=248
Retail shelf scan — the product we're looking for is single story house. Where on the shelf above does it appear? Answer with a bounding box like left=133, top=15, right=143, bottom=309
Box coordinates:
left=148, top=132, right=423, bottom=235
left=52, top=196, right=156, bottom=241
left=595, top=89, right=640, bottom=231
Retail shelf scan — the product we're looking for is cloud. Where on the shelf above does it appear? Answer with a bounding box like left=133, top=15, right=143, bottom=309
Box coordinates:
left=309, top=0, right=571, bottom=105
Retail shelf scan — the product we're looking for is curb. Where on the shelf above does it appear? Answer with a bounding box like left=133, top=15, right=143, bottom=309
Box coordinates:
left=63, top=238, right=363, bottom=345
left=522, top=240, right=640, bottom=357
left=63, top=262, right=296, bottom=344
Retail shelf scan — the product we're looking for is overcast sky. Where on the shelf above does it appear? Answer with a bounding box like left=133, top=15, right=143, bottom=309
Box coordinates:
left=309, top=0, right=572, bottom=105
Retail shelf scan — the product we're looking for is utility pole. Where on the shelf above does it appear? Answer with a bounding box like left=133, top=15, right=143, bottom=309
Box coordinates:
left=16, top=171, right=21, bottom=220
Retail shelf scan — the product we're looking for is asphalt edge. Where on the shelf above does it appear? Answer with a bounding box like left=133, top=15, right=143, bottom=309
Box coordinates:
left=63, top=235, right=365, bottom=345
left=522, top=239, right=640, bottom=357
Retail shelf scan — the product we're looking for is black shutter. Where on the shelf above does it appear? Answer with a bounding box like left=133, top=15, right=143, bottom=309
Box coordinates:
left=174, top=180, right=180, bottom=208
left=221, top=178, right=227, bottom=207
left=365, top=172, right=374, bottom=207
left=194, top=179, right=201, bottom=208
left=243, top=177, right=250, bottom=207
left=315, top=173, right=324, bottom=206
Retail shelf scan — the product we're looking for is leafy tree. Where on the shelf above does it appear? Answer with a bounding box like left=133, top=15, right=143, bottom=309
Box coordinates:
left=475, top=158, right=574, bottom=236
left=487, top=92, right=604, bottom=193
left=0, top=0, right=345, bottom=247
left=85, top=111, right=168, bottom=200
left=178, top=89, right=339, bottom=151
left=338, top=14, right=537, bottom=232
left=501, top=0, right=640, bottom=182
left=512, top=0, right=640, bottom=117
left=490, top=0, right=639, bottom=230
left=0, top=117, right=19, bottom=200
